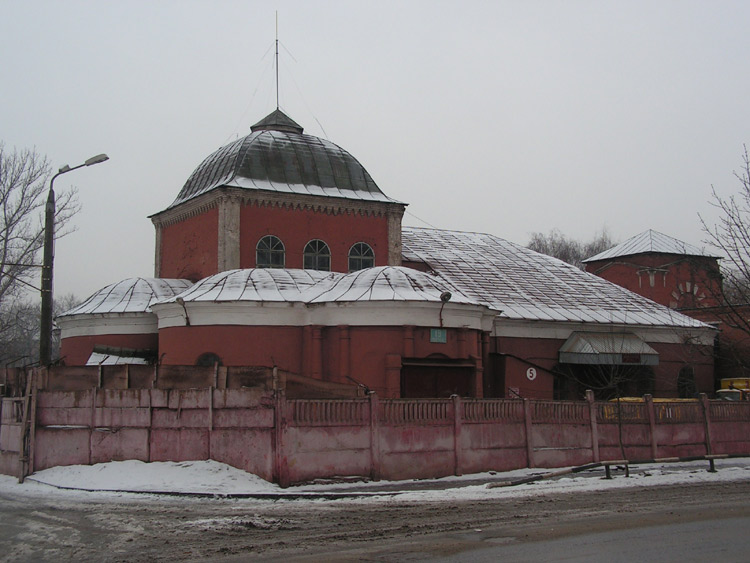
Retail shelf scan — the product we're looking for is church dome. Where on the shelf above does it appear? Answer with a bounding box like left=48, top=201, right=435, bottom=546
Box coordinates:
left=58, top=278, right=193, bottom=317
left=170, top=109, right=397, bottom=208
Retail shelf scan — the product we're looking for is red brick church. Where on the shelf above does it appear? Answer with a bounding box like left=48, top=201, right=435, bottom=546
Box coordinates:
left=57, top=110, right=717, bottom=400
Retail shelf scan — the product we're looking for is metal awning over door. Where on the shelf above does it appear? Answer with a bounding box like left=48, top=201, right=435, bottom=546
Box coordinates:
left=559, top=332, right=659, bottom=366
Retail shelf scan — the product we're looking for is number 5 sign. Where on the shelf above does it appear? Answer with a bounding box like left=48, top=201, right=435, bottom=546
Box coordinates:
left=526, top=367, right=537, bottom=381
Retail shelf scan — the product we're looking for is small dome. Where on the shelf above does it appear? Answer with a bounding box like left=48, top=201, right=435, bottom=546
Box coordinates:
left=170, top=110, right=397, bottom=208
left=168, top=268, right=333, bottom=303
left=161, top=267, right=476, bottom=306
left=308, top=266, right=476, bottom=304
left=59, top=278, right=194, bottom=316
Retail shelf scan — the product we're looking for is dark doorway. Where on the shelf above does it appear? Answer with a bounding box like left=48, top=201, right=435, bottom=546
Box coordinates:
left=554, top=363, right=655, bottom=400
left=678, top=366, right=697, bottom=398
left=401, top=364, right=474, bottom=398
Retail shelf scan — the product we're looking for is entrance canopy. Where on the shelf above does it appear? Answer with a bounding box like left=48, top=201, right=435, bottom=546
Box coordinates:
left=559, top=332, right=659, bottom=366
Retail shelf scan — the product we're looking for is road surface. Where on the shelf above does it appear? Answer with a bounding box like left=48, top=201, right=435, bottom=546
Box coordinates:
left=1, top=479, right=748, bottom=561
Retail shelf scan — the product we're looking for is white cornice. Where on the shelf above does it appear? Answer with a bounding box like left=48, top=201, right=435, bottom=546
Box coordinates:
left=151, top=187, right=406, bottom=227
left=492, top=318, right=716, bottom=345
left=58, top=313, right=158, bottom=338
left=153, top=300, right=493, bottom=330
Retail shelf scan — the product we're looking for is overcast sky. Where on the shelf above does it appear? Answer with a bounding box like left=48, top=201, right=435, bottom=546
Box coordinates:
left=2, top=0, right=750, bottom=300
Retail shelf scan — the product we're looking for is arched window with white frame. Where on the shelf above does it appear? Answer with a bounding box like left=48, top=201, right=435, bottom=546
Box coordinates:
left=303, top=239, right=331, bottom=271
left=256, top=235, right=285, bottom=268
left=348, top=242, right=374, bottom=272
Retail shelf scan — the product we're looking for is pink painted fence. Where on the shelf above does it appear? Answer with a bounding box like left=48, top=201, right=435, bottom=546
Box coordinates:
left=2, top=388, right=750, bottom=486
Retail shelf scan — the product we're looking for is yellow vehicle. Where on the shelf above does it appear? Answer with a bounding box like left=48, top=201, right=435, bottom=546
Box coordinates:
left=716, top=378, right=750, bottom=401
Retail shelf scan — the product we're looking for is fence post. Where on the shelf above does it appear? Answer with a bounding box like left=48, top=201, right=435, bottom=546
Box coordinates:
left=17, top=371, right=33, bottom=482
left=645, top=394, right=658, bottom=459
left=89, top=387, right=97, bottom=465
left=523, top=398, right=534, bottom=468
left=28, top=371, right=38, bottom=477
left=452, top=395, right=463, bottom=475
left=208, top=386, right=214, bottom=433
left=274, top=390, right=289, bottom=487
left=700, top=393, right=713, bottom=456
left=147, top=389, right=153, bottom=462
left=586, top=390, right=600, bottom=462
left=369, top=392, right=381, bottom=481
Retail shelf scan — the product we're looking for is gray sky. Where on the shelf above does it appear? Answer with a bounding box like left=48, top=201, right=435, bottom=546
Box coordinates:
left=2, top=0, right=749, bottom=300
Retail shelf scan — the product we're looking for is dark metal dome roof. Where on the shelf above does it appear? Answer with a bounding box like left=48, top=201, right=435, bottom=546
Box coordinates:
left=170, top=110, right=397, bottom=208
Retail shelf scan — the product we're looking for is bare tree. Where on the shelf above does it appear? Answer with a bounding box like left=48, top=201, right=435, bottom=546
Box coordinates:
left=0, top=293, right=81, bottom=367
left=527, top=228, right=615, bottom=270
left=555, top=362, right=654, bottom=460
left=701, top=146, right=750, bottom=328
left=0, top=144, right=80, bottom=361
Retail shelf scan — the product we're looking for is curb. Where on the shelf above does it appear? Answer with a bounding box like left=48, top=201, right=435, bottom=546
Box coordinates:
left=24, top=478, right=403, bottom=499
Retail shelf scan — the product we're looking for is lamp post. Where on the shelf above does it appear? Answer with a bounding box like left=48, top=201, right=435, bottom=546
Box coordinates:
left=39, top=153, right=109, bottom=366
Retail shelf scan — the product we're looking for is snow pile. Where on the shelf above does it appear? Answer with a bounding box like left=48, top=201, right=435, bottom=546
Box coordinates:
left=27, top=460, right=280, bottom=494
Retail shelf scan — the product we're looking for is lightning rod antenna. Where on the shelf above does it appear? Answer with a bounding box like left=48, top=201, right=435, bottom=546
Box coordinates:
left=275, top=12, right=279, bottom=110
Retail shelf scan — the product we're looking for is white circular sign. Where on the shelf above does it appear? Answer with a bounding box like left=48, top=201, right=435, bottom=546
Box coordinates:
left=526, top=367, right=537, bottom=381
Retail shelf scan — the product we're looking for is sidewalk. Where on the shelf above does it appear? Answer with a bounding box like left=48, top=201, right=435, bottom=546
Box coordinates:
left=14, top=456, right=750, bottom=500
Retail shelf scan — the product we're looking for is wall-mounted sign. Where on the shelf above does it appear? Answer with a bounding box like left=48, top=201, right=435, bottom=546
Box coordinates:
left=430, top=328, right=447, bottom=343
left=526, top=367, right=537, bottom=381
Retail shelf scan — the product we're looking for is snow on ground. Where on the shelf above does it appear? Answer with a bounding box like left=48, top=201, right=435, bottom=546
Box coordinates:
left=0, top=458, right=748, bottom=503
left=26, top=459, right=273, bottom=494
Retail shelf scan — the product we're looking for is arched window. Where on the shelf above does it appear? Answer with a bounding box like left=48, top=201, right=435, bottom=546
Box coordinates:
left=303, top=239, right=331, bottom=271
left=677, top=366, right=697, bottom=398
left=348, top=242, right=374, bottom=272
left=256, top=235, right=285, bottom=268
left=196, top=352, right=222, bottom=367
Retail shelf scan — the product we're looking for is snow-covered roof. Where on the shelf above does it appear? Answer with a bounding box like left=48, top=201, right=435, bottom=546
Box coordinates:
left=306, top=266, right=476, bottom=304
left=163, top=269, right=332, bottom=303
left=583, top=229, right=719, bottom=262
left=86, top=352, right=150, bottom=366
left=164, top=110, right=402, bottom=210
left=59, top=278, right=194, bottom=317
left=401, top=227, right=709, bottom=328
left=163, top=266, right=477, bottom=306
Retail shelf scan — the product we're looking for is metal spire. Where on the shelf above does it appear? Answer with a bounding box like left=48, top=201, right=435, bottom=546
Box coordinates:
left=275, top=12, right=279, bottom=110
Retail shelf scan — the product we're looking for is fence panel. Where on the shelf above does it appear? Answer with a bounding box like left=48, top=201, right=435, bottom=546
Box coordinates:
left=381, top=399, right=451, bottom=424
left=709, top=401, right=750, bottom=422
left=462, top=399, right=524, bottom=422
left=532, top=400, right=588, bottom=423
left=596, top=401, right=648, bottom=423
left=290, top=399, right=369, bottom=426
left=655, top=402, right=703, bottom=423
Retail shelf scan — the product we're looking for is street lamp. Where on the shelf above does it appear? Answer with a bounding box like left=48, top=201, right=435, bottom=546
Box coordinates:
left=39, top=153, right=109, bottom=366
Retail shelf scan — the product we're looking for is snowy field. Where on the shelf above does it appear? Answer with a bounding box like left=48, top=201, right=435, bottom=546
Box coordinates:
left=1, top=457, right=749, bottom=504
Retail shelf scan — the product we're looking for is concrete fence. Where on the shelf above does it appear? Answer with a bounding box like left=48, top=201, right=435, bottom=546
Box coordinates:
left=2, top=383, right=749, bottom=486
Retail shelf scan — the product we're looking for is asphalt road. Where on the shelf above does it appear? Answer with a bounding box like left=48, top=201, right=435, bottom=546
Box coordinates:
left=1, top=479, right=749, bottom=561
left=428, top=516, right=749, bottom=562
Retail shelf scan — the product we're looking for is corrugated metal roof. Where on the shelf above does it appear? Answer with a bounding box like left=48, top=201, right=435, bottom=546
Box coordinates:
left=167, top=110, right=401, bottom=209
left=59, top=278, right=194, bottom=316
left=583, top=229, right=719, bottom=262
left=401, top=227, right=708, bottom=328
